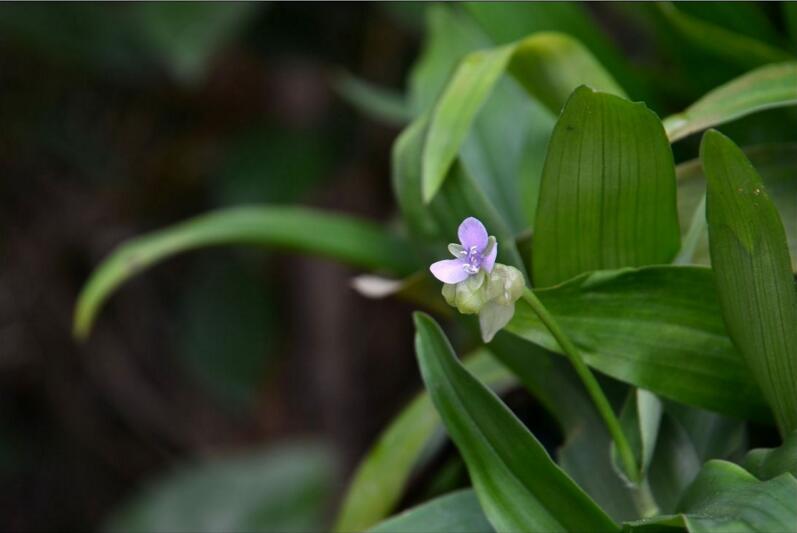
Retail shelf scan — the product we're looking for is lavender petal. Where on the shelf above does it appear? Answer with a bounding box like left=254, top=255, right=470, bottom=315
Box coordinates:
left=482, top=240, right=498, bottom=273
left=429, top=259, right=470, bottom=284
left=457, top=217, right=488, bottom=251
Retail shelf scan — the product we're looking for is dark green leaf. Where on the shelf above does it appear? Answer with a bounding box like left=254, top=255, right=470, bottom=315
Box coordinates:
left=333, top=72, right=411, bottom=126
left=506, top=266, right=769, bottom=420
left=532, top=86, right=680, bottom=287
left=334, top=350, right=515, bottom=532
left=703, top=129, right=797, bottom=435
left=368, top=490, right=493, bottom=533
left=611, top=389, right=663, bottom=484
left=414, top=313, right=618, bottom=532
left=107, top=442, right=335, bottom=533
left=743, top=430, right=797, bottom=480
left=664, top=63, right=797, bottom=142
left=74, top=206, right=418, bottom=339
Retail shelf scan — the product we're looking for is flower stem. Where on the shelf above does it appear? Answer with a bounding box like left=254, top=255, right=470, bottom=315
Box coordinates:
left=521, top=287, right=639, bottom=483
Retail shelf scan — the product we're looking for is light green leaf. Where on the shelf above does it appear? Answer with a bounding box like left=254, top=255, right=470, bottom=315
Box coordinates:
left=334, top=350, right=515, bottom=532
left=678, top=461, right=797, bottom=532
left=74, top=206, right=418, bottom=339
left=414, top=312, right=619, bottom=533
left=532, top=87, right=680, bottom=287
left=506, top=266, right=769, bottom=420
left=703, top=130, right=797, bottom=435
left=334, top=72, right=411, bottom=126
left=368, top=490, right=493, bottom=533
left=421, top=32, right=623, bottom=203
left=676, top=143, right=797, bottom=270
left=743, top=430, right=797, bottom=480
left=106, top=442, right=334, bottom=533
left=664, top=62, right=797, bottom=142
left=656, top=2, right=792, bottom=71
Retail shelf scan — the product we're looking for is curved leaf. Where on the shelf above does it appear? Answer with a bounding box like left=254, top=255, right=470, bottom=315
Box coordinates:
left=334, top=350, right=515, bottom=532
left=743, top=430, right=797, bottom=480
left=703, top=130, right=797, bottom=435
left=368, top=490, right=493, bottom=533
left=414, top=312, right=618, bottom=533
left=74, top=206, right=418, bottom=338
left=664, top=62, right=797, bottom=142
left=532, top=86, right=680, bottom=287
left=422, top=32, right=624, bottom=203
left=506, top=266, right=769, bottom=420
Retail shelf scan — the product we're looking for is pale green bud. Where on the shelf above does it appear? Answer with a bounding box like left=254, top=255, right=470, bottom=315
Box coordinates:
left=485, top=264, right=525, bottom=306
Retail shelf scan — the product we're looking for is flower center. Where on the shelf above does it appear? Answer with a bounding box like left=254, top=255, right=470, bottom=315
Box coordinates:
left=462, top=245, right=482, bottom=274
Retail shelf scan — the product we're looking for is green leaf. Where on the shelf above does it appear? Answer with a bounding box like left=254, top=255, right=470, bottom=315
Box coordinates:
left=611, top=389, right=663, bottom=485
left=702, top=130, right=797, bottom=435
left=664, top=62, right=797, bottom=142
left=414, top=312, right=619, bottom=533
left=334, top=350, right=515, bottom=532
left=678, top=461, right=797, bottom=532
left=655, top=2, right=793, bottom=71
left=743, top=430, right=797, bottom=480
left=422, top=33, right=624, bottom=203
left=532, top=87, right=680, bottom=287
left=74, top=206, right=418, bottom=339
left=106, top=442, right=335, bottom=533
left=368, top=490, right=493, bottom=533
left=676, top=143, right=797, bottom=270
left=506, top=266, right=769, bottom=420
left=333, top=72, right=411, bottom=126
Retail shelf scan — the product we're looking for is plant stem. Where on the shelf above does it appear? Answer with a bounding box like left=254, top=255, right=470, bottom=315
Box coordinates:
left=632, top=478, right=660, bottom=518
left=521, top=287, right=639, bottom=482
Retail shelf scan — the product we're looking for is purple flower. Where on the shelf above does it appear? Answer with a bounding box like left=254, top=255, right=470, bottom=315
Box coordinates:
left=429, top=217, right=497, bottom=284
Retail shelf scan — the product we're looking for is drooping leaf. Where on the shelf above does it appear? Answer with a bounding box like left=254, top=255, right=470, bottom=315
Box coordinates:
left=743, top=430, right=797, bottom=480
left=414, top=312, right=619, bottom=533
left=703, top=129, right=797, bottom=435
left=506, top=266, right=768, bottom=420
left=107, top=442, right=335, bottom=533
left=333, top=72, right=411, bottom=126
left=676, top=143, right=797, bottom=270
left=422, top=33, right=623, bottom=203
left=533, top=86, right=680, bottom=287
left=655, top=2, right=792, bottom=71
left=334, top=350, right=515, bottom=532
left=664, top=62, right=797, bottom=142
left=74, top=206, right=418, bottom=338
left=368, top=490, right=493, bottom=533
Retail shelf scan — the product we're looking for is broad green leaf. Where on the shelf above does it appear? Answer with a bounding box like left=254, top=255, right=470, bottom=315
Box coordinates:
left=422, top=33, right=624, bottom=203
left=490, top=333, right=638, bottom=521
left=74, top=206, right=418, bottom=339
left=414, top=313, right=619, bottom=532
left=676, top=143, right=797, bottom=270
left=678, top=460, right=797, bottom=532
left=664, top=62, right=797, bottom=142
left=655, top=2, right=792, bottom=71
left=611, top=389, right=663, bottom=485
left=369, top=490, right=493, bottom=533
left=532, top=87, right=680, bottom=287
left=703, top=130, right=797, bottom=435
left=506, top=266, right=769, bottom=420
left=392, top=117, right=526, bottom=274
left=743, top=430, right=797, bottom=480
left=334, top=72, right=411, bottom=126
left=107, top=442, right=334, bottom=533
left=334, top=350, right=515, bottom=532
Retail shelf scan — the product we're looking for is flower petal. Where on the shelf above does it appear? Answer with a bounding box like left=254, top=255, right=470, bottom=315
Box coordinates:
left=482, top=240, right=498, bottom=273
left=430, top=259, right=469, bottom=284
left=458, top=217, right=488, bottom=251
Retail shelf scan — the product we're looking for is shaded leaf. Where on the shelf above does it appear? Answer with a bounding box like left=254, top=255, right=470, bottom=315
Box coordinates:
left=107, top=442, right=334, bottom=533
left=74, top=206, right=418, bottom=338
left=611, top=389, right=663, bottom=485
left=532, top=86, right=680, bottom=287
left=703, top=130, right=797, bottom=435
left=414, top=312, right=618, bottom=532
left=334, top=71, right=411, bottom=126
left=369, top=490, right=493, bottom=533
left=743, top=430, right=797, bottom=480
left=506, top=266, right=768, bottom=420
left=334, top=350, right=515, bottom=532
left=664, top=62, right=797, bottom=142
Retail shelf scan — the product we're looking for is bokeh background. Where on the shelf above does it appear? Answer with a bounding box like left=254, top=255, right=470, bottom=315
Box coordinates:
left=1, top=2, right=795, bottom=532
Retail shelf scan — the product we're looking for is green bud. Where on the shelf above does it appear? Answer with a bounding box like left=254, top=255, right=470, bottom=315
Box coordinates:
left=485, top=264, right=525, bottom=306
